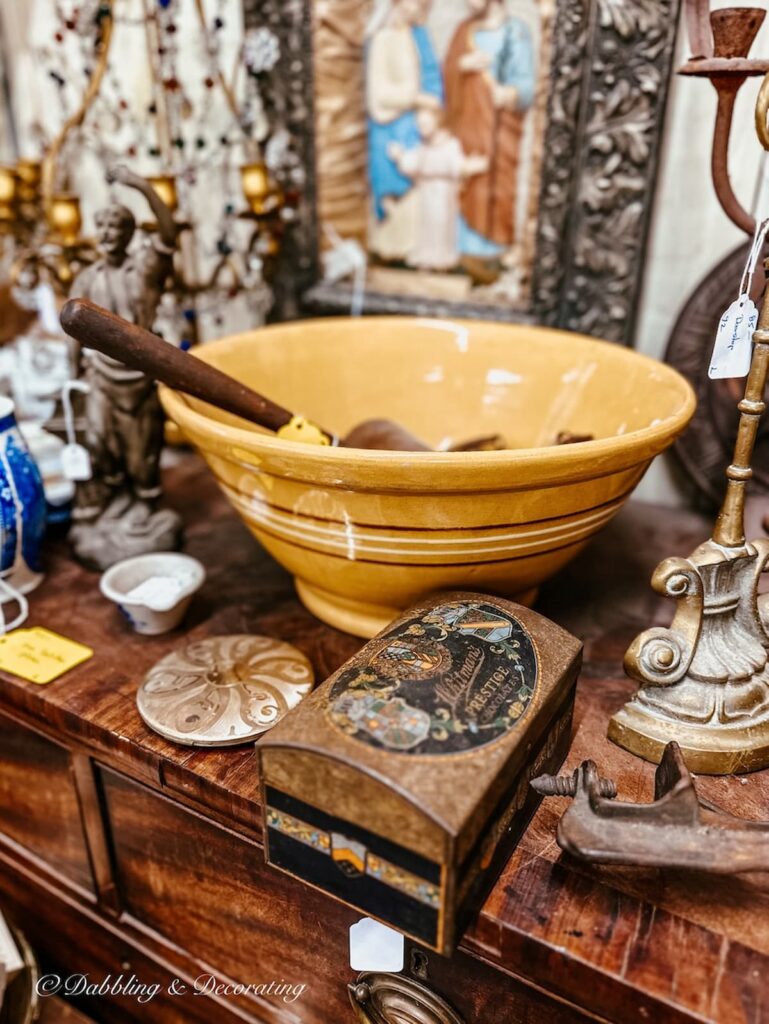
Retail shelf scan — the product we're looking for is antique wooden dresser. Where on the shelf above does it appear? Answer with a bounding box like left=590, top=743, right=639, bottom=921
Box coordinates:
left=0, top=455, right=767, bottom=1024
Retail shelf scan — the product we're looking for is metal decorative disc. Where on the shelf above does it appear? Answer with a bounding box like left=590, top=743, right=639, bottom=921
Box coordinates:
left=137, top=635, right=315, bottom=746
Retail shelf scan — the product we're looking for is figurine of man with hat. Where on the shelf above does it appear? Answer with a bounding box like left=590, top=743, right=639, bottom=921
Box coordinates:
left=68, top=164, right=182, bottom=569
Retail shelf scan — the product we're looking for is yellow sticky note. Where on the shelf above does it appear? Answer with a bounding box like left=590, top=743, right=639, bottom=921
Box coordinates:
left=0, top=627, right=93, bottom=684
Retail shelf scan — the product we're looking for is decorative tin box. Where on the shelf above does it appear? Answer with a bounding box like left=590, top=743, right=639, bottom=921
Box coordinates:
left=259, top=592, right=581, bottom=954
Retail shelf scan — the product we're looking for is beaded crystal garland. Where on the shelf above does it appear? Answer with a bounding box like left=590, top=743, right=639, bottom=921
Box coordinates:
left=12, top=0, right=300, bottom=333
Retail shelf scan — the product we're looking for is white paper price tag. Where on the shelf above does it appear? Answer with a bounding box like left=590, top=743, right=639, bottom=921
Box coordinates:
left=34, top=282, right=61, bottom=335
left=349, top=918, right=404, bottom=973
left=61, top=443, right=92, bottom=482
left=708, top=295, right=757, bottom=380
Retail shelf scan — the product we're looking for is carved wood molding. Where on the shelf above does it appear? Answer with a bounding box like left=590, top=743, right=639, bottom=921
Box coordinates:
left=242, top=0, right=319, bottom=309
left=534, top=0, right=682, bottom=342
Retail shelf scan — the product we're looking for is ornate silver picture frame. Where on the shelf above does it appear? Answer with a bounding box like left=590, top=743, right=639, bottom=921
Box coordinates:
left=243, top=0, right=680, bottom=344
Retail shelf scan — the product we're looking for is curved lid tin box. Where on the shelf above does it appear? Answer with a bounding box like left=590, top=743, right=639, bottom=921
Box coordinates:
left=259, top=592, right=581, bottom=954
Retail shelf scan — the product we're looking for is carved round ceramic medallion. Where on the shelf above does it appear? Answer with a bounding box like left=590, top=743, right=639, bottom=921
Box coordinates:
left=327, top=600, right=538, bottom=755
left=137, top=635, right=314, bottom=746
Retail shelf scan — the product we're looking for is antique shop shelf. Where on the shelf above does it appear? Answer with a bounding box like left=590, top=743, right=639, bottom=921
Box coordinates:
left=0, top=453, right=766, bottom=1024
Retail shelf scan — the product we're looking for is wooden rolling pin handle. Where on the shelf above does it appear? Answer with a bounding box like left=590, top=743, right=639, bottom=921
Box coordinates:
left=59, top=298, right=298, bottom=434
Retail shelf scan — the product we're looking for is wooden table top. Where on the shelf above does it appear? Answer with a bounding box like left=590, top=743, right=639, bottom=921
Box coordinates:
left=39, top=997, right=96, bottom=1023
left=1, top=452, right=767, bottom=1024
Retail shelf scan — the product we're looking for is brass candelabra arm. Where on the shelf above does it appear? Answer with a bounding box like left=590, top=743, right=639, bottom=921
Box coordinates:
left=756, top=71, right=769, bottom=150
left=41, top=5, right=114, bottom=215
left=11, top=237, right=99, bottom=296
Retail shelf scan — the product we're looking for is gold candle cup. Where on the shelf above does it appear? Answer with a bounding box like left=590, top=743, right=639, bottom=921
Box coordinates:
left=240, top=162, right=274, bottom=215
left=48, top=192, right=83, bottom=245
left=148, top=173, right=178, bottom=212
left=15, top=158, right=41, bottom=203
left=0, top=166, right=18, bottom=206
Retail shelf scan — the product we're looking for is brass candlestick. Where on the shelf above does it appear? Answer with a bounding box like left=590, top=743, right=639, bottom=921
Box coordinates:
left=609, top=74, right=769, bottom=773
left=610, top=72, right=769, bottom=774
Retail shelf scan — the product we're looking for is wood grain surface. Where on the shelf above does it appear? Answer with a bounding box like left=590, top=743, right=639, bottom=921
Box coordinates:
left=39, top=997, right=97, bottom=1023
left=0, top=711, right=94, bottom=895
left=0, top=452, right=767, bottom=1023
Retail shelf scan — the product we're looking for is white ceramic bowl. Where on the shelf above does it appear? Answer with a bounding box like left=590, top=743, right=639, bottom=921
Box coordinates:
left=100, top=552, right=205, bottom=635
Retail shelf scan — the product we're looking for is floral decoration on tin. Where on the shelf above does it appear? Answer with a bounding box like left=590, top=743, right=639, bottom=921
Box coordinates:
left=327, top=601, right=537, bottom=754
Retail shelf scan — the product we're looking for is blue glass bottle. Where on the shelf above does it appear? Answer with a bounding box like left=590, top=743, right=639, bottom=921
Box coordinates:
left=0, top=398, right=46, bottom=597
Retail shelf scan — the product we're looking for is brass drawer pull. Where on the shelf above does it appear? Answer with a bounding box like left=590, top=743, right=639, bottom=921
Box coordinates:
left=349, top=972, right=466, bottom=1024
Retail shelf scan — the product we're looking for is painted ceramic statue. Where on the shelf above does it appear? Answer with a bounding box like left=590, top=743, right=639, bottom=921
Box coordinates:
left=388, top=94, right=488, bottom=270
left=365, top=0, right=535, bottom=278
left=365, top=0, right=442, bottom=261
left=68, top=165, right=182, bottom=570
left=444, top=0, right=536, bottom=268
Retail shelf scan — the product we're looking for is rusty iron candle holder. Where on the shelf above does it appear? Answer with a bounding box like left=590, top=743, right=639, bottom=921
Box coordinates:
left=678, top=4, right=769, bottom=235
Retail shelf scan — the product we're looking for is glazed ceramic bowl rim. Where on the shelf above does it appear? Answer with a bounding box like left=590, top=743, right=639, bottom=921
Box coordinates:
left=100, top=552, right=205, bottom=607
left=160, top=318, right=696, bottom=489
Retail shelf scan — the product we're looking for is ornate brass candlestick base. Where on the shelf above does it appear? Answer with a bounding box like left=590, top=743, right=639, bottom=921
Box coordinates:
left=609, top=536, right=769, bottom=773
left=610, top=65, right=769, bottom=776
left=610, top=259, right=769, bottom=772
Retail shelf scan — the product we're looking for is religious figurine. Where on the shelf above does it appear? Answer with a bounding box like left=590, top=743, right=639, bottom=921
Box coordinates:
left=67, top=164, right=182, bottom=570
left=388, top=95, right=488, bottom=271
left=444, top=0, right=536, bottom=275
left=364, top=0, right=535, bottom=281
left=365, top=0, right=442, bottom=262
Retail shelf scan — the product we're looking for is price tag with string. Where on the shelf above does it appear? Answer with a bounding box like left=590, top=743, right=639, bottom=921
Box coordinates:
left=709, top=219, right=769, bottom=379
left=61, top=379, right=92, bottom=481
left=34, top=282, right=62, bottom=336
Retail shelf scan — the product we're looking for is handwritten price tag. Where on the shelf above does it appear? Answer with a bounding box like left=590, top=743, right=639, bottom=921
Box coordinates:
left=709, top=295, right=758, bottom=379
left=61, top=442, right=92, bottom=481
left=0, top=627, right=93, bottom=684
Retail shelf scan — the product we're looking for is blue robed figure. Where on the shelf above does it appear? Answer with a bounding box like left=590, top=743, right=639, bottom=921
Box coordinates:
left=365, top=0, right=442, bottom=260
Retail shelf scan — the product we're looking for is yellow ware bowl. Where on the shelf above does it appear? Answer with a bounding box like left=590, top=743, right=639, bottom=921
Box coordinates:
left=160, top=317, right=695, bottom=638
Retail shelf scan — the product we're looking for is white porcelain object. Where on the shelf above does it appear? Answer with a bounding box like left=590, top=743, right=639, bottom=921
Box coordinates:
left=100, top=552, right=205, bottom=635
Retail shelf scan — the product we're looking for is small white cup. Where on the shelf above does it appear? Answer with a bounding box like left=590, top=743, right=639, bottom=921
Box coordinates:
left=100, top=553, right=205, bottom=636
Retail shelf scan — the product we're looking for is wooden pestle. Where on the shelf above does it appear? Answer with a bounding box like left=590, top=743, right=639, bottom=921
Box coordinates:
left=59, top=299, right=432, bottom=451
